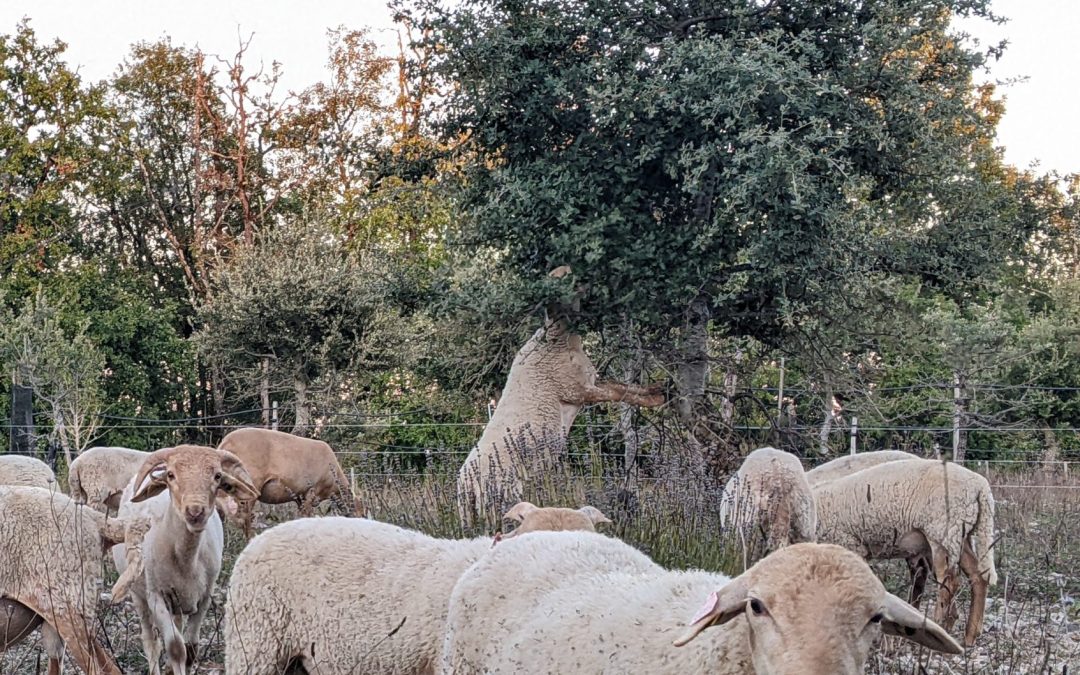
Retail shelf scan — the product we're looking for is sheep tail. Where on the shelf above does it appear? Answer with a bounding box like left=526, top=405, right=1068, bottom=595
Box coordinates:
left=974, top=484, right=998, bottom=586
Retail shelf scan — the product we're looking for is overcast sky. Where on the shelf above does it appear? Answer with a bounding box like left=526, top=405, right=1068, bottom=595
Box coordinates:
left=2, top=0, right=1077, bottom=176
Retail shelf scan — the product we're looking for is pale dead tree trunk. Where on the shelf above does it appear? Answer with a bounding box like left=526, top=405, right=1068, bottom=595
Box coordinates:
left=260, top=357, right=271, bottom=428
left=210, top=361, right=226, bottom=419
left=293, top=373, right=311, bottom=436
left=952, top=371, right=968, bottom=462
left=676, top=296, right=711, bottom=429
left=818, top=385, right=837, bottom=456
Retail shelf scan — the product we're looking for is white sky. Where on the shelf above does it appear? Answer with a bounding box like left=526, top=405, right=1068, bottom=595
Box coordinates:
left=2, top=0, right=1078, bottom=176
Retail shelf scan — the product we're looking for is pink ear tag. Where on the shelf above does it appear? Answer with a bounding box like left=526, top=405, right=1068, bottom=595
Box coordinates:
left=689, top=591, right=719, bottom=625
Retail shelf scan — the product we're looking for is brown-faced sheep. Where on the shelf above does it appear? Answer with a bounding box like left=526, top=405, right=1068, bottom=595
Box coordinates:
left=217, top=427, right=361, bottom=537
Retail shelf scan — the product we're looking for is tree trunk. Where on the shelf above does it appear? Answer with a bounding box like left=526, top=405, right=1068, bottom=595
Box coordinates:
left=818, top=386, right=836, bottom=456
left=952, top=371, right=967, bottom=462
left=293, top=374, right=311, bottom=436
left=10, top=370, right=34, bottom=456
left=675, top=295, right=711, bottom=428
left=260, top=358, right=271, bottom=428
left=720, top=348, right=743, bottom=428
left=615, top=328, right=645, bottom=471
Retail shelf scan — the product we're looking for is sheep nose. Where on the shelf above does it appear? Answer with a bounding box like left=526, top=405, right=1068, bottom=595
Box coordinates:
left=185, top=505, right=207, bottom=523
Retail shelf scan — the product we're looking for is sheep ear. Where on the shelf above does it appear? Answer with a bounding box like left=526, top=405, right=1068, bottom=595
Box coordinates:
left=578, top=505, right=612, bottom=525
left=672, top=578, right=749, bottom=647
left=503, top=501, right=537, bottom=523
left=880, top=593, right=963, bottom=654
left=131, top=463, right=169, bottom=503
left=216, top=450, right=260, bottom=500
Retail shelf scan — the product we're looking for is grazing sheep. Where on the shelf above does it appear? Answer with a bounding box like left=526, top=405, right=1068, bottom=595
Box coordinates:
left=457, top=316, right=664, bottom=528
left=1, top=486, right=126, bottom=675
left=0, top=454, right=59, bottom=489
left=440, top=534, right=961, bottom=674
left=217, top=427, right=361, bottom=537
left=717, top=447, right=816, bottom=559
left=223, top=502, right=611, bottom=674
left=68, top=446, right=148, bottom=514
left=112, top=445, right=259, bottom=675
left=813, top=458, right=997, bottom=646
left=805, top=450, right=920, bottom=488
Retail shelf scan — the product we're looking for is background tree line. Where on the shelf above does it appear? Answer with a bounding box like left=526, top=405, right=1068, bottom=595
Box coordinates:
left=1, top=0, right=1078, bottom=470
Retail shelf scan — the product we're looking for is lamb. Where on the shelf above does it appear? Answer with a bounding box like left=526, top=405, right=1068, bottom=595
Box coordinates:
left=112, top=445, right=259, bottom=675
left=223, top=501, right=611, bottom=674
left=804, top=450, right=920, bottom=488
left=456, top=307, right=664, bottom=528
left=439, top=533, right=961, bottom=674
left=813, top=458, right=997, bottom=646
left=1, top=486, right=127, bottom=675
left=68, top=446, right=148, bottom=514
left=217, top=427, right=361, bottom=537
left=0, top=454, right=59, bottom=489
left=717, top=447, right=816, bottom=559
left=497, top=501, right=611, bottom=540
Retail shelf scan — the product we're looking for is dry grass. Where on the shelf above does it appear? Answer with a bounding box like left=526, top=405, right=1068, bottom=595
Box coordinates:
left=3, top=456, right=1077, bottom=674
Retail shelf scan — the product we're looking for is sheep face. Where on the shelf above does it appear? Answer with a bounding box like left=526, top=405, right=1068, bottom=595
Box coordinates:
left=131, top=445, right=259, bottom=534
left=674, top=543, right=961, bottom=674
left=498, top=501, right=613, bottom=541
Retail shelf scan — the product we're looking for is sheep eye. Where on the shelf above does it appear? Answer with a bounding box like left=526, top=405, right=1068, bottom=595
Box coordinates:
left=166, top=471, right=175, bottom=480
left=749, top=598, right=766, bottom=616
left=214, top=472, right=223, bottom=481
left=221, top=483, right=234, bottom=493
left=870, top=613, right=884, bottom=624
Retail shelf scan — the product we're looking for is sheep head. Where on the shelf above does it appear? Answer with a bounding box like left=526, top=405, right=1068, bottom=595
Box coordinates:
left=673, top=543, right=961, bottom=674
left=499, top=502, right=613, bottom=541
left=131, top=445, right=259, bottom=534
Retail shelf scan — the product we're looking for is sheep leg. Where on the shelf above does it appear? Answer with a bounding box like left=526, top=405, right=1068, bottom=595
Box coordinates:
left=934, top=567, right=962, bottom=632
left=42, top=623, right=64, bottom=675
left=906, top=555, right=929, bottom=606
left=181, top=597, right=211, bottom=670
left=137, top=594, right=166, bottom=675
left=581, top=381, right=665, bottom=407
left=959, top=541, right=988, bottom=647
left=298, top=490, right=319, bottom=518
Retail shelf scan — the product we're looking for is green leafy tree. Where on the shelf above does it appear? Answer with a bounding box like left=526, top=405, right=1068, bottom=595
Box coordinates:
left=402, top=0, right=1041, bottom=446
left=195, top=217, right=410, bottom=434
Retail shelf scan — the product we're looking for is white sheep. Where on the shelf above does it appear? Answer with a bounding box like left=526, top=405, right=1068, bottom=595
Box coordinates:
left=440, top=533, right=961, bottom=674
left=717, top=447, right=816, bottom=560
left=217, top=427, right=361, bottom=537
left=0, top=455, right=67, bottom=674
left=0, top=454, right=59, bottom=489
left=813, top=458, right=997, bottom=646
left=68, top=446, right=148, bottom=515
left=804, top=450, right=920, bottom=488
left=112, top=445, right=258, bottom=675
left=456, top=315, right=664, bottom=528
left=1, top=486, right=126, bottom=675
left=223, top=501, right=612, bottom=674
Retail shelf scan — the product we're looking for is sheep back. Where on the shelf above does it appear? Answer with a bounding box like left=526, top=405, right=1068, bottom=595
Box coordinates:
left=804, top=450, right=920, bottom=489
left=225, top=517, right=491, bottom=675
left=0, top=455, right=57, bottom=490
left=68, top=446, right=147, bottom=512
left=719, top=447, right=816, bottom=553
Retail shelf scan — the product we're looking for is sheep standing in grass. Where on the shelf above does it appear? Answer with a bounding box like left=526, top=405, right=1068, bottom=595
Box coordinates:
left=0, top=454, right=59, bottom=489
left=440, top=533, right=961, bottom=674
left=112, top=445, right=258, bottom=675
left=456, top=317, right=664, bottom=528
left=223, top=502, right=611, bottom=674
left=1, top=486, right=126, bottom=675
left=717, top=447, right=816, bottom=560
left=68, top=446, right=148, bottom=514
left=217, top=427, right=361, bottom=537
left=804, top=450, right=920, bottom=488
left=813, top=458, right=997, bottom=646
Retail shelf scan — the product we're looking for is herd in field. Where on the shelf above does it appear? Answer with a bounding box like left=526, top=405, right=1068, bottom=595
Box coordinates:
left=1, top=311, right=1001, bottom=674
left=0, top=438, right=999, bottom=674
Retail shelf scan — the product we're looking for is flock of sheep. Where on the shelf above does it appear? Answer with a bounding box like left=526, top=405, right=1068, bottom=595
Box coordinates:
left=1, top=434, right=996, bottom=674
left=0, top=309, right=1000, bottom=674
